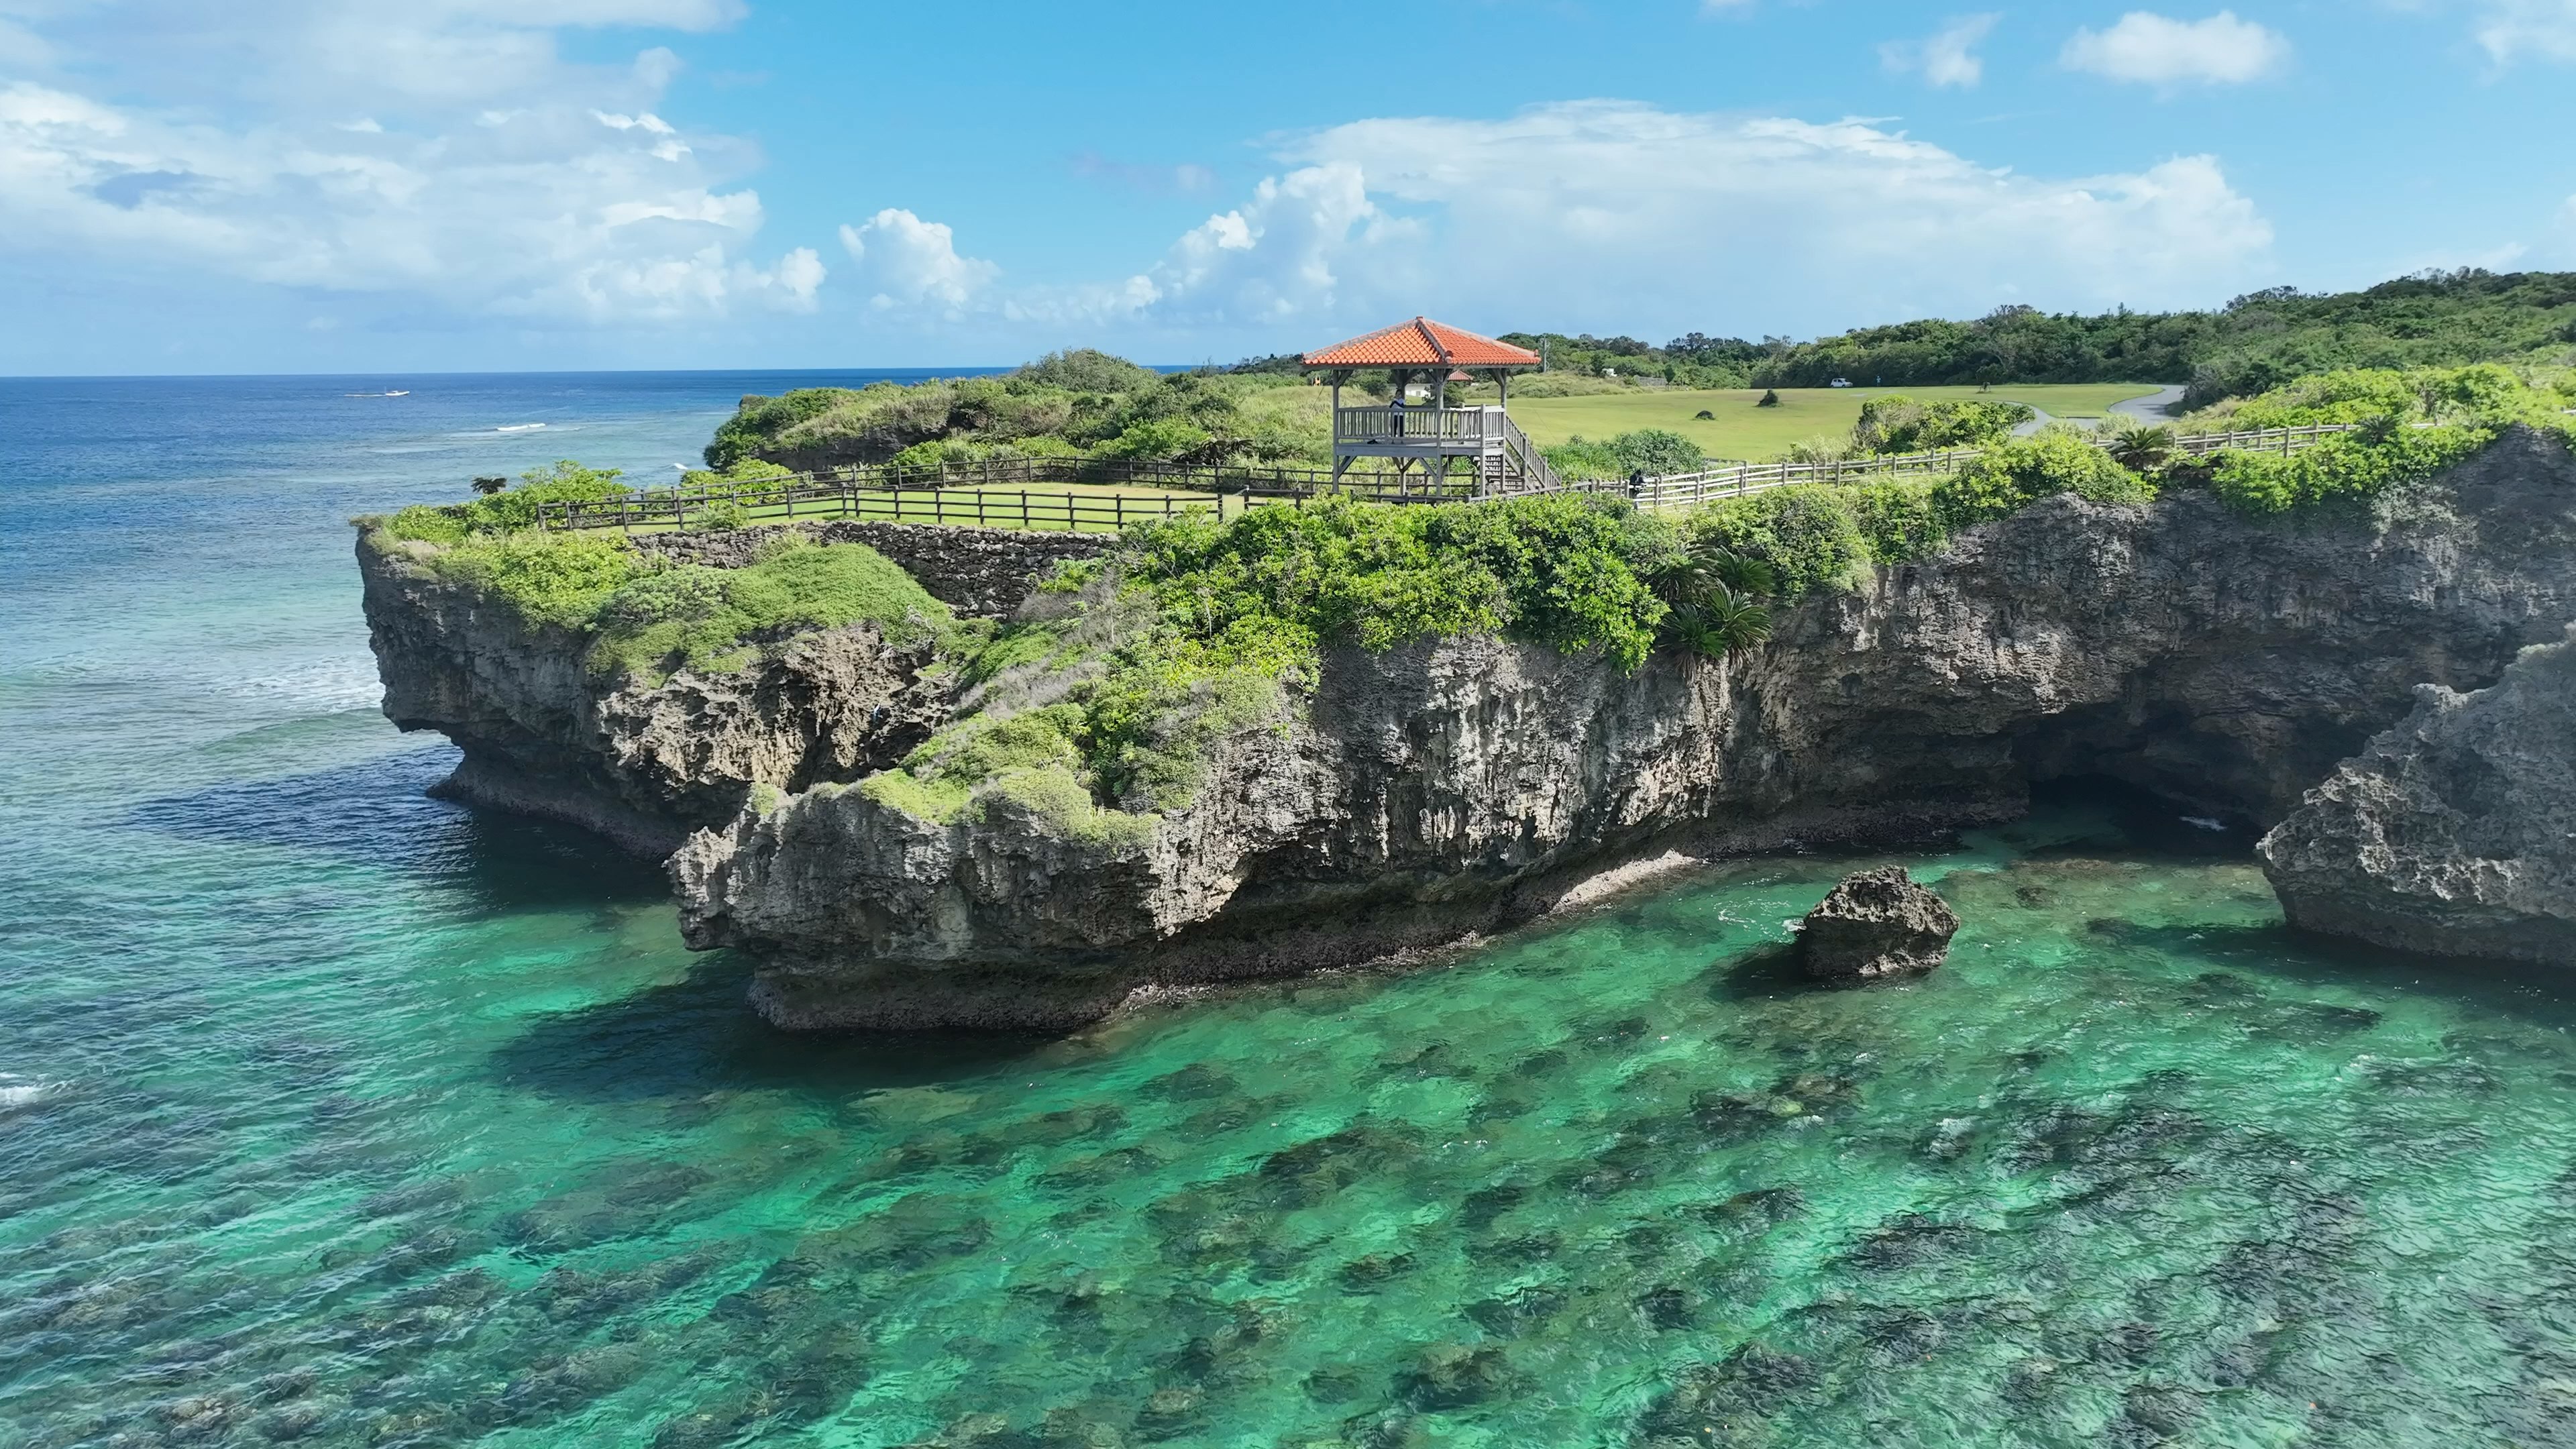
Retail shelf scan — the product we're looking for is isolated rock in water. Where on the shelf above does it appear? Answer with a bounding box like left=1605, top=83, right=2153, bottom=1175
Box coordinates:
left=1799, top=867, right=1960, bottom=979
left=2261, top=625, right=2576, bottom=963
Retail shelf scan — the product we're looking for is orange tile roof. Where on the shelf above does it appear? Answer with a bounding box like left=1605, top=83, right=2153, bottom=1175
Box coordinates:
left=1302, top=318, right=1542, bottom=369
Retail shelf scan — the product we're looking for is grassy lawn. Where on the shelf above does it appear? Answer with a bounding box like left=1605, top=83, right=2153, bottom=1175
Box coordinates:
left=1509, top=383, right=2167, bottom=462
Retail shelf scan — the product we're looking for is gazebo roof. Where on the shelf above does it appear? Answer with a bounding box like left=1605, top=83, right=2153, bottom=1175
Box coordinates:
left=1303, top=318, right=1541, bottom=370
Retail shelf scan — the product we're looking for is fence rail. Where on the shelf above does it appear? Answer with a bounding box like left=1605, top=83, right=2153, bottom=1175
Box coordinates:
left=535, top=423, right=2361, bottom=533
left=1619, top=423, right=2357, bottom=508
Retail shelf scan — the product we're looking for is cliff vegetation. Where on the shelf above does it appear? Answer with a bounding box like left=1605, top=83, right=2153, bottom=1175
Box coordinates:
left=370, top=498, right=955, bottom=685
left=702, top=351, right=1336, bottom=472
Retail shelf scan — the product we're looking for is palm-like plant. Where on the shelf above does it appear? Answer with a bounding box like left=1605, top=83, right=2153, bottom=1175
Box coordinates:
left=2106, top=421, right=2178, bottom=473
left=1653, top=538, right=1776, bottom=657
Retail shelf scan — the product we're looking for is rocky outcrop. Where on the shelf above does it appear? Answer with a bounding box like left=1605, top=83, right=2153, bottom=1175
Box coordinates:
left=646, top=522, right=1110, bottom=617
left=669, top=429, right=2576, bottom=1028
left=358, top=535, right=944, bottom=857
left=2259, top=624, right=2576, bottom=962
left=1798, top=868, right=1960, bottom=979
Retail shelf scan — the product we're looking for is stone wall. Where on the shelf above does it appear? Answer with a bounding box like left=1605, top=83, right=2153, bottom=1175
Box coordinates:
left=643, top=521, right=1111, bottom=617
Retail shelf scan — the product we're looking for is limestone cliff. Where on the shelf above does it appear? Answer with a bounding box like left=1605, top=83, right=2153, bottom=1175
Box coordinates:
left=358, top=534, right=945, bottom=857
left=2260, top=624, right=2576, bottom=962
left=668, top=429, right=2576, bottom=1028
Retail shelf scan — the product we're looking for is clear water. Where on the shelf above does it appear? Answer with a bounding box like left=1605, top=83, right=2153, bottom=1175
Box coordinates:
left=7, top=376, right=2576, bottom=1448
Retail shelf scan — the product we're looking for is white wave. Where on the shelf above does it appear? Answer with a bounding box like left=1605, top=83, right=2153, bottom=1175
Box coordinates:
left=0, top=1079, right=58, bottom=1110
left=2181, top=816, right=2227, bottom=832
left=494, top=423, right=547, bottom=433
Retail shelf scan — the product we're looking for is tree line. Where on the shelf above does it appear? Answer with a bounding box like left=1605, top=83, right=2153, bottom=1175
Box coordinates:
left=1435, top=269, right=2576, bottom=409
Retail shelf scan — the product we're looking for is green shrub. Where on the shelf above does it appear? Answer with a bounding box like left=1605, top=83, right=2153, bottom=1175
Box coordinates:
left=1848, top=478, right=1948, bottom=564
left=469, top=461, right=632, bottom=532
left=1128, top=492, right=1672, bottom=672
left=1694, top=484, right=1872, bottom=597
left=1610, top=429, right=1705, bottom=476
left=429, top=531, right=641, bottom=630
left=691, top=499, right=751, bottom=532
left=1015, top=348, right=1163, bottom=394
left=1095, top=418, right=1214, bottom=462
left=1544, top=435, right=1625, bottom=480
left=675, top=458, right=796, bottom=491
left=2227, top=364, right=2561, bottom=431
left=1545, top=430, right=1705, bottom=480
left=586, top=539, right=953, bottom=680
left=903, top=704, right=1090, bottom=791
left=2210, top=424, right=2496, bottom=514
left=386, top=504, right=470, bottom=545
left=1851, top=396, right=2033, bottom=454
left=1932, top=427, right=2152, bottom=528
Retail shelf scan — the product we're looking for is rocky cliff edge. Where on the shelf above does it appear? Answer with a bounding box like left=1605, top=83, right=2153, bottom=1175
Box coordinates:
left=2261, top=621, right=2576, bottom=962
left=658, top=428, right=2576, bottom=1028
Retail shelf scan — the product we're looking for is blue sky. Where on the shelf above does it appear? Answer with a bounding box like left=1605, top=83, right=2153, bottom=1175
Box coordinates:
left=3, top=0, right=2573, bottom=374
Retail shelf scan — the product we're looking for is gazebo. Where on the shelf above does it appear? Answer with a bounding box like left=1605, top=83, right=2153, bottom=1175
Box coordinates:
left=1302, top=318, right=1555, bottom=492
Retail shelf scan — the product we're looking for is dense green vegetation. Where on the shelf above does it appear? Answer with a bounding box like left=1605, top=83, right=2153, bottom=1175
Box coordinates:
left=1850, top=396, right=2033, bottom=455
left=378, top=500, right=953, bottom=682
left=385, top=461, right=634, bottom=545
left=1484, top=272, right=2576, bottom=411
left=861, top=494, right=1735, bottom=831
left=1543, top=428, right=1707, bottom=478
left=1748, top=270, right=2576, bottom=407
left=2196, top=363, right=2573, bottom=515
left=703, top=350, right=1334, bottom=472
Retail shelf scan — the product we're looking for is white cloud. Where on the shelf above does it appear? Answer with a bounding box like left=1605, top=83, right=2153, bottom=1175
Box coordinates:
left=1257, top=103, right=2270, bottom=328
left=1882, top=13, right=2002, bottom=88
left=2061, top=11, right=2292, bottom=87
left=0, top=2, right=826, bottom=326
left=2463, top=0, right=2576, bottom=62
left=838, top=209, right=999, bottom=311
left=876, top=101, right=2274, bottom=344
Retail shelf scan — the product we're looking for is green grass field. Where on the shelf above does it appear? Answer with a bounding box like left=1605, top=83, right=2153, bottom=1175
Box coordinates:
left=1509, top=383, right=2167, bottom=462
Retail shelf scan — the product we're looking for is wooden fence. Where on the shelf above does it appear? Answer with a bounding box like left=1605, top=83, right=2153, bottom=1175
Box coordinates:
left=1622, top=423, right=2358, bottom=508
left=536, top=423, right=2361, bottom=533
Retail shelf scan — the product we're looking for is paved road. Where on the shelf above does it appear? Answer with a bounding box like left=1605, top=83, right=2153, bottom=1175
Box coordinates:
left=2010, top=385, right=2188, bottom=438
left=2109, top=384, right=2188, bottom=422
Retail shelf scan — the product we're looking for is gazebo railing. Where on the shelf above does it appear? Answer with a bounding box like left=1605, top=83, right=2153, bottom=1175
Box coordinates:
left=1334, top=405, right=1510, bottom=448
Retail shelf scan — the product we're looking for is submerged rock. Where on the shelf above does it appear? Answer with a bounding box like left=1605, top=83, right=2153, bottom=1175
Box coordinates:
left=1798, top=868, right=1960, bottom=980
left=2261, top=625, right=2576, bottom=963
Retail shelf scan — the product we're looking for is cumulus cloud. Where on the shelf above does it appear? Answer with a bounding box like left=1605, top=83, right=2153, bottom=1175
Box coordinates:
left=839, top=209, right=999, bottom=311
left=0, top=1, right=824, bottom=325
left=1882, top=13, right=2002, bottom=88
left=863, top=101, right=2274, bottom=344
left=1264, top=103, right=2272, bottom=329
left=2061, top=10, right=2292, bottom=87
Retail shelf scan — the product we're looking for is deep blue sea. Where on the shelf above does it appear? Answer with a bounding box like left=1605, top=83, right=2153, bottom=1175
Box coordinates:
left=9, top=372, right=2576, bottom=1448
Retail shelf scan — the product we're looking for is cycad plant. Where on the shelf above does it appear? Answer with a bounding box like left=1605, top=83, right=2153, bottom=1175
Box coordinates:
left=2106, top=421, right=2178, bottom=474
left=1653, top=539, right=1775, bottom=657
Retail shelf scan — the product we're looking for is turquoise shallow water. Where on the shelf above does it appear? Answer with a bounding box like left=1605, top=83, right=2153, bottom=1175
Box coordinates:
left=9, top=378, right=2576, bottom=1448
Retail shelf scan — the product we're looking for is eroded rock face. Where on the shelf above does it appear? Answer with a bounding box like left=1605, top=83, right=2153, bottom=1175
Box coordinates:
left=669, top=429, right=2576, bottom=1028
left=1798, top=868, right=1960, bottom=979
left=358, top=535, right=943, bottom=857
left=2260, top=625, right=2576, bottom=962
left=362, top=430, right=2576, bottom=1028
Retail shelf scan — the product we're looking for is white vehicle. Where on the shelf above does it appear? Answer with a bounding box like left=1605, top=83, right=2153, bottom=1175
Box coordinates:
left=1829, top=378, right=1854, bottom=388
